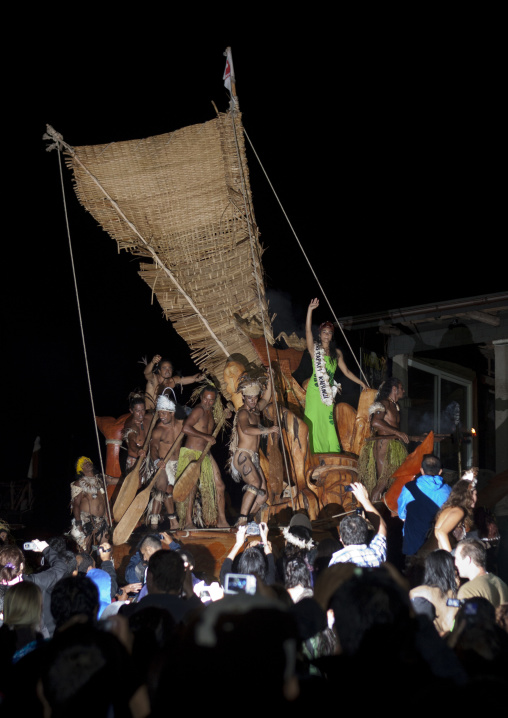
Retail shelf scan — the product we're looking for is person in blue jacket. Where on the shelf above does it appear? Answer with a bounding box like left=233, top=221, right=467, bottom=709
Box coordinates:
left=398, top=454, right=451, bottom=556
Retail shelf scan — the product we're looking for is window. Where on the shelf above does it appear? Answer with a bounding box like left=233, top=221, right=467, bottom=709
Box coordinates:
left=407, top=359, right=473, bottom=473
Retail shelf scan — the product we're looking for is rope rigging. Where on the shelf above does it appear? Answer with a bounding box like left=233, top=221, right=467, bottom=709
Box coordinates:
left=243, top=128, right=370, bottom=389
left=227, top=100, right=296, bottom=511
left=50, top=141, right=112, bottom=527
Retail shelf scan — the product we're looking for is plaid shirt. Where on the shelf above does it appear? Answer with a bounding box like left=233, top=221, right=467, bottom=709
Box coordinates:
left=328, top=534, right=387, bottom=568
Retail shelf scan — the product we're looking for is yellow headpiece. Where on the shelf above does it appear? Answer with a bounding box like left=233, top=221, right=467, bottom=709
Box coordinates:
left=76, top=456, right=93, bottom=475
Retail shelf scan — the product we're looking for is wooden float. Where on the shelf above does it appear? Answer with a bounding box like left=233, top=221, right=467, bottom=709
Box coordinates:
left=64, top=52, right=439, bottom=569
left=110, top=519, right=344, bottom=584
left=111, top=528, right=237, bottom=583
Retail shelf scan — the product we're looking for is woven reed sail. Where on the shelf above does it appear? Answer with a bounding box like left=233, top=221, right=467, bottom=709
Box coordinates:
left=66, top=109, right=272, bottom=397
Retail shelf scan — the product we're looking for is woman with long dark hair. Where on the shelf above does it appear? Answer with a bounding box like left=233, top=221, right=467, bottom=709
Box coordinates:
left=410, top=549, right=459, bottom=634
left=219, top=522, right=276, bottom=587
left=304, top=298, right=367, bottom=453
left=434, top=469, right=477, bottom=552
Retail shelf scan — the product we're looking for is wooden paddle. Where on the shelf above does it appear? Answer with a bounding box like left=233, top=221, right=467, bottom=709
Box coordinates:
left=173, top=413, right=228, bottom=503
left=113, top=412, right=158, bottom=522
left=112, top=431, right=185, bottom=545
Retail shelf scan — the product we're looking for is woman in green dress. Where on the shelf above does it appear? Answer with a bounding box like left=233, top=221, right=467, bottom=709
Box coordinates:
left=304, top=298, right=367, bottom=454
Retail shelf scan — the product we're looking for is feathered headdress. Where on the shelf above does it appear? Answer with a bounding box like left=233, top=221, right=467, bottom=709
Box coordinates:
left=76, top=456, right=93, bottom=475
left=236, top=372, right=267, bottom=397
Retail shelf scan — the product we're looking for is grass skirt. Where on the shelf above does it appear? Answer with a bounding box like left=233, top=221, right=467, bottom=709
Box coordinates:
left=358, top=439, right=407, bottom=496
left=175, top=448, right=217, bottom=527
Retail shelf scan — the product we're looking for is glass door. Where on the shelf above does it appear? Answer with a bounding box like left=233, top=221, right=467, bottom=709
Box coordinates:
left=408, top=359, right=473, bottom=474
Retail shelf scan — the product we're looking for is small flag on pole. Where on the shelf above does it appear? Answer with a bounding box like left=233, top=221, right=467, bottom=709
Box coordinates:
left=223, top=47, right=235, bottom=96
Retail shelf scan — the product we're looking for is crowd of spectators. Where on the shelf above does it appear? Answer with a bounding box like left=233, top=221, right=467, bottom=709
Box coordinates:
left=0, top=466, right=507, bottom=717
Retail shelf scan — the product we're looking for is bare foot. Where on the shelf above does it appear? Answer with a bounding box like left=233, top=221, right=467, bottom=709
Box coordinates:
left=216, top=519, right=231, bottom=529
left=184, top=522, right=197, bottom=530
left=234, top=515, right=248, bottom=527
left=169, top=517, right=180, bottom=530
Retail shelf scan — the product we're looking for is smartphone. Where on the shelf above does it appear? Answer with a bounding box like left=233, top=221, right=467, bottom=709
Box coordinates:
left=224, top=573, right=256, bottom=595
left=446, top=598, right=462, bottom=607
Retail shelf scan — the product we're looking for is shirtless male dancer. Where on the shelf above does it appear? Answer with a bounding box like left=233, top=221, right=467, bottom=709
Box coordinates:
left=230, top=376, right=279, bottom=526
left=70, top=457, right=109, bottom=552
left=123, top=393, right=150, bottom=474
left=148, top=394, right=183, bottom=530
left=361, top=377, right=409, bottom=502
left=144, top=355, right=204, bottom=411
left=176, top=386, right=229, bottom=529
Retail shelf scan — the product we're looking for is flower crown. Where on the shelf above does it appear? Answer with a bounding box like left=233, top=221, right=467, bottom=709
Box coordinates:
left=282, top=526, right=314, bottom=550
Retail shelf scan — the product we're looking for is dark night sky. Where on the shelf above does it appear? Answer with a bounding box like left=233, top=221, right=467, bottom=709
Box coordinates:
left=9, top=21, right=504, bottom=527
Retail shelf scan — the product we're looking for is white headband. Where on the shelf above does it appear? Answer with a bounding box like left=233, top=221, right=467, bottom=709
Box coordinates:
left=156, top=395, right=176, bottom=412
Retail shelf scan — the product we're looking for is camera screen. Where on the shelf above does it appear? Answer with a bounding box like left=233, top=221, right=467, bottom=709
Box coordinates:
left=227, top=575, right=247, bottom=592
left=224, top=573, right=256, bottom=595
